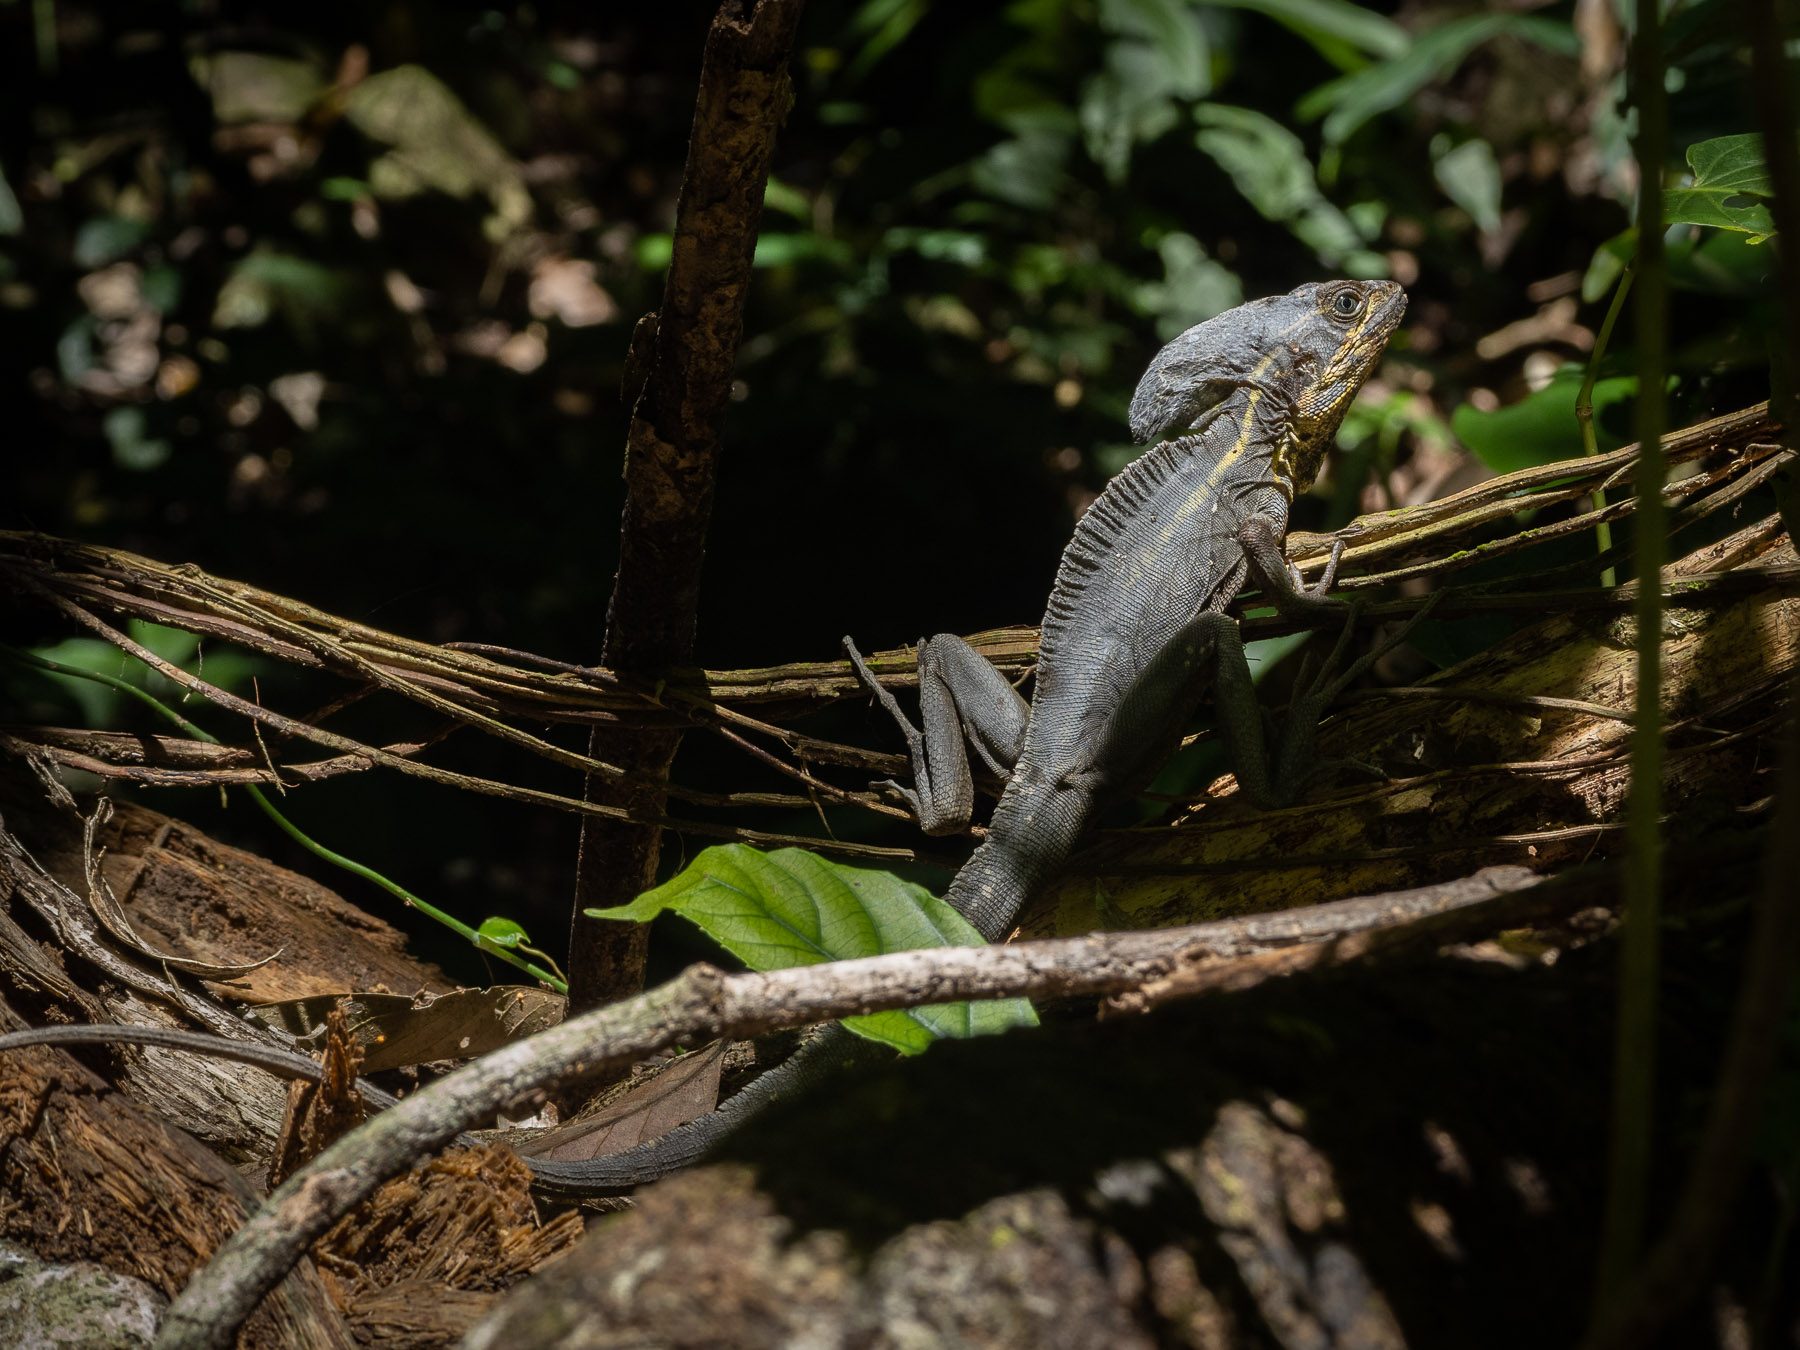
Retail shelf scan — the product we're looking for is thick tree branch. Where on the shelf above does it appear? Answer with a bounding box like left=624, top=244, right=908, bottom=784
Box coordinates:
left=571, top=0, right=806, bottom=1010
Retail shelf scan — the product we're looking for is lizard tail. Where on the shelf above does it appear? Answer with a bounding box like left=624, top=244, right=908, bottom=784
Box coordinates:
left=946, top=784, right=1092, bottom=942
left=522, top=1022, right=870, bottom=1199
left=526, top=789, right=1089, bottom=1197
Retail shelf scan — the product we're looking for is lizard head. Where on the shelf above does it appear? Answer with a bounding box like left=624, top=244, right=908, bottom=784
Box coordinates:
left=1274, top=278, right=1407, bottom=494
left=1127, top=278, right=1406, bottom=494
left=1285, top=279, right=1408, bottom=436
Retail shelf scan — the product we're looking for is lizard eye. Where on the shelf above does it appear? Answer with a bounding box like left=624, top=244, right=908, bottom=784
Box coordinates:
left=1331, top=290, right=1361, bottom=318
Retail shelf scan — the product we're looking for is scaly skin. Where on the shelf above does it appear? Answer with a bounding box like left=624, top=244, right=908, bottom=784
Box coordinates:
left=943, top=279, right=1409, bottom=940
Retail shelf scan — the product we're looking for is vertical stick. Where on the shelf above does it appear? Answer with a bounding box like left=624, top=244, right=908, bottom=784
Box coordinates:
left=1596, top=0, right=1667, bottom=1308
left=1582, top=18, right=1800, bottom=1321
left=568, top=0, right=806, bottom=1012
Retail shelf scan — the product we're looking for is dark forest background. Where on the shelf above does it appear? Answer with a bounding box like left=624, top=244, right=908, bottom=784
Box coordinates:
left=0, top=0, right=1777, bottom=983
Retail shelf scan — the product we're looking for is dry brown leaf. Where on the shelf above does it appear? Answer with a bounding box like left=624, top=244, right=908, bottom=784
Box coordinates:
left=513, top=1042, right=724, bottom=1162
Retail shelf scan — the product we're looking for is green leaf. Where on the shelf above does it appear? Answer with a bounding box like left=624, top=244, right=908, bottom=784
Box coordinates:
left=24, top=638, right=130, bottom=726
left=752, top=233, right=854, bottom=268
left=972, top=125, right=1073, bottom=210
left=1433, top=138, right=1502, bottom=234
left=1192, top=104, right=1378, bottom=271
left=1098, top=0, right=1210, bottom=99
left=1686, top=134, right=1772, bottom=196
left=102, top=406, right=172, bottom=472
left=1582, top=229, right=1635, bottom=303
left=1451, top=371, right=1643, bottom=475
left=72, top=216, right=149, bottom=269
left=1208, top=0, right=1409, bottom=60
left=1299, top=14, right=1575, bottom=146
left=477, top=917, right=530, bottom=949
left=1661, top=135, right=1778, bottom=237
left=343, top=65, right=532, bottom=233
left=1662, top=189, right=1774, bottom=237
left=189, top=51, right=327, bottom=124
left=1134, top=230, right=1242, bottom=339
left=762, top=176, right=811, bottom=223
left=591, top=844, right=1039, bottom=1055
left=1080, top=46, right=1185, bottom=183
left=842, top=0, right=930, bottom=86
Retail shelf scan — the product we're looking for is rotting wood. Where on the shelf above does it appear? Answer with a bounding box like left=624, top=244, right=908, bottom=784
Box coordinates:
left=0, top=1000, right=357, bottom=1350
left=0, top=778, right=452, bottom=1163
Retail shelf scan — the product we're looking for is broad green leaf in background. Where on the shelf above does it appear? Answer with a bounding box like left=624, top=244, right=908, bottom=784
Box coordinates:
left=103, top=406, right=172, bottom=472
left=1193, top=104, right=1386, bottom=275
left=1099, top=0, right=1210, bottom=97
left=1452, top=370, right=1645, bottom=475
left=972, top=107, right=1077, bottom=211
left=840, top=0, right=931, bottom=86
left=1079, top=0, right=1209, bottom=183
left=1432, top=138, right=1503, bottom=234
left=592, top=844, right=1039, bottom=1055
left=72, top=216, right=149, bottom=269
left=213, top=250, right=349, bottom=338
left=189, top=51, right=327, bottom=124
left=1298, top=14, right=1577, bottom=146
left=1135, top=230, right=1243, bottom=339
left=762, top=176, right=811, bottom=223
left=753, top=233, right=855, bottom=268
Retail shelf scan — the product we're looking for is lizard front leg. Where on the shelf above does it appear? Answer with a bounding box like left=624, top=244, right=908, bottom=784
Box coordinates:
left=1237, top=512, right=1349, bottom=622
left=843, top=633, right=1030, bottom=836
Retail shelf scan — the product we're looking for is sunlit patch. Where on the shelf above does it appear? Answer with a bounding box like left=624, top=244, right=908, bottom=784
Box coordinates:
left=1409, top=1197, right=1465, bottom=1260
left=1503, top=1156, right=1553, bottom=1215
left=1423, top=1120, right=1473, bottom=1184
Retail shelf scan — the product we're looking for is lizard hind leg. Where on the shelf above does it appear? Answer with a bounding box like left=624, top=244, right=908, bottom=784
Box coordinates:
left=843, top=633, right=1029, bottom=837
left=1271, top=590, right=1445, bottom=799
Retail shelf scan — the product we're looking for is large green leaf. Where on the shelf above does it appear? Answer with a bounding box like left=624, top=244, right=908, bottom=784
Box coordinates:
left=591, top=845, right=1039, bottom=1055
left=1451, top=370, right=1643, bottom=475
left=1662, top=134, right=1776, bottom=237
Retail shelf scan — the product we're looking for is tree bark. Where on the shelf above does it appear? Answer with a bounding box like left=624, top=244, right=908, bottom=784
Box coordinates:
left=569, top=0, right=806, bottom=1011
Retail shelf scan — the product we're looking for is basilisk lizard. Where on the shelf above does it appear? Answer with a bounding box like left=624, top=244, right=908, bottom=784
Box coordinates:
left=0, top=281, right=1413, bottom=1197
left=523, top=277, right=1415, bottom=1196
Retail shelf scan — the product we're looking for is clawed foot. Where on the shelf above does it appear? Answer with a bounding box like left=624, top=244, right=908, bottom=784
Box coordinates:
left=1292, top=590, right=1443, bottom=720
left=844, top=635, right=955, bottom=831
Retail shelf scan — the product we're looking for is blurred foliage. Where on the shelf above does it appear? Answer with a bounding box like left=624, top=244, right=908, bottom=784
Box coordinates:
left=0, top=0, right=1787, bottom=975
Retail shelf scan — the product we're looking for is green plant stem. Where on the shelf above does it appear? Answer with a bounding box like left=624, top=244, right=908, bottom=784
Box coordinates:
left=1595, top=0, right=1669, bottom=1313
left=2, top=644, right=566, bottom=993
left=1576, top=262, right=1635, bottom=588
